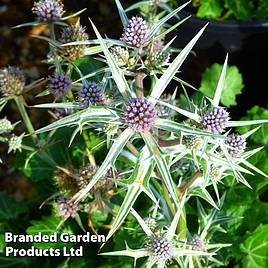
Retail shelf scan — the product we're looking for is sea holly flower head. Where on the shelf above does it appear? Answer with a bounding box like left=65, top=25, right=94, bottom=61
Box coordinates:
left=111, top=46, right=130, bottom=67
left=144, top=216, right=157, bottom=231
left=122, top=16, right=148, bottom=48
left=57, top=197, right=78, bottom=218
left=32, top=0, right=65, bottom=22
left=190, top=234, right=206, bottom=251
left=210, top=166, right=222, bottom=182
left=0, top=118, right=14, bottom=134
left=77, top=164, right=117, bottom=192
left=149, top=235, right=174, bottom=262
left=60, top=24, right=89, bottom=60
left=49, top=73, right=72, bottom=98
left=8, top=134, right=23, bottom=153
left=53, top=166, right=79, bottom=194
left=201, top=107, right=230, bottom=133
left=0, top=66, right=25, bottom=96
left=225, top=133, right=246, bottom=158
left=77, top=164, right=98, bottom=190
left=183, top=135, right=204, bottom=151
left=146, top=49, right=170, bottom=69
left=79, top=82, right=105, bottom=108
left=123, top=98, right=157, bottom=132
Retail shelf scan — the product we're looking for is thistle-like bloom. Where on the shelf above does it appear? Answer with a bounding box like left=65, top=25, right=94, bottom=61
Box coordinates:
left=8, top=135, right=23, bottom=153
left=144, top=216, right=157, bottom=231
left=210, top=166, right=222, bottom=182
left=79, top=82, right=105, bottom=107
left=60, top=24, right=89, bottom=60
left=146, top=49, right=170, bottom=69
left=49, top=73, right=72, bottom=98
left=123, top=98, right=157, bottom=132
left=190, top=235, right=206, bottom=251
left=57, top=197, right=78, bottom=218
left=53, top=167, right=78, bottom=194
left=111, top=46, right=130, bottom=67
left=77, top=164, right=98, bottom=189
left=0, top=118, right=13, bottom=134
left=201, top=107, right=230, bottom=133
left=32, top=0, right=64, bottom=22
left=156, top=94, right=176, bottom=118
left=183, top=135, right=204, bottom=151
left=122, top=16, right=148, bottom=48
left=77, top=164, right=116, bottom=191
left=150, top=236, right=174, bottom=262
left=225, top=133, right=246, bottom=157
left=0, top=66, right=25, bottom=96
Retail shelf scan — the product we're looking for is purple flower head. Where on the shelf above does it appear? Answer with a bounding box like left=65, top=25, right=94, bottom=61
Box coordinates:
left=79, top=82, right=105, bottom=108
left=123, top=98, right=157, bottom=132
left=57, top=197, right=78, bottom=218
left=121, top=16, right=148, bottom=48
left=190, top=234, right=206, bottom=251
left=32, top=0, right=65, bottom=22
left=202, top=107, right=230, bottom=133
left=150, top=236, right=174, bottom=262
left=225, top=133, right=246, bottom=157
left=50, top=73, right=72, bottom=98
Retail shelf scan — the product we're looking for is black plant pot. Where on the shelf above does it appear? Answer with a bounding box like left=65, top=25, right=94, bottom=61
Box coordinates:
left=173, top=12, right=268, bottom=118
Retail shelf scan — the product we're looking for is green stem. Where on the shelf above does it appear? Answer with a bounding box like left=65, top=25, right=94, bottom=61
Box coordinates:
left=178, top=205, right=187, bottom=240
left=135, top=74, right=144, bottom=97
left=177, top=172, right=203, bottom=240
left=66, top=64, right=74, bottom=100
left=82, top=130, right=96, bottom=166
left=163, top=184, right=175, bottom=217
left=117, top=129, right=139, bottom=156
left=14, top=96, right=37, bottom=140
left=49, top=22, right=61, bottom=73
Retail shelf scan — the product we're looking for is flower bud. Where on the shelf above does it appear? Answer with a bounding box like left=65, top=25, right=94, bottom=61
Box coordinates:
left=8, top=135, right=23, bottom=153
left=60, top=24, right=89, bottom=60
left=79, top=82, right=105, bottom=108
left=0, top=118, right=14, bottom=134
left=0, top=66, right=25, bottom=96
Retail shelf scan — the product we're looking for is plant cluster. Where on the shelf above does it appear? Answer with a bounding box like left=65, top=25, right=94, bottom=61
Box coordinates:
left=1, top=0, right=268, bottom=267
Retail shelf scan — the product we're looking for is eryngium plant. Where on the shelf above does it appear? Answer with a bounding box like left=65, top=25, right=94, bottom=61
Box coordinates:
left=1, top=0, right=267, bottom=267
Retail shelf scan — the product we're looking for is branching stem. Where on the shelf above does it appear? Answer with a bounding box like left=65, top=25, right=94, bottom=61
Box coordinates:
left=135, top=74, right=144, bottom=97
left=82, top=130, right=96, bottom=166
left=14, top=96, right=37, bottom=140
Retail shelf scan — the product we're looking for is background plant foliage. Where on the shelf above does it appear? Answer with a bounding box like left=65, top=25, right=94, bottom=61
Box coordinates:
left=178, top=0, right=268, bottom=20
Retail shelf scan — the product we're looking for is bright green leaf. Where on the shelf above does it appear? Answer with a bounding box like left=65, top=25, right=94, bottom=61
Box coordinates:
left=200, top=63, right=244, bottom=107
left=197, top=0, right=223, bottom=19
left=226, top=0, right=254, bottom=21
left=240, top=224, right=268, bottom=268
